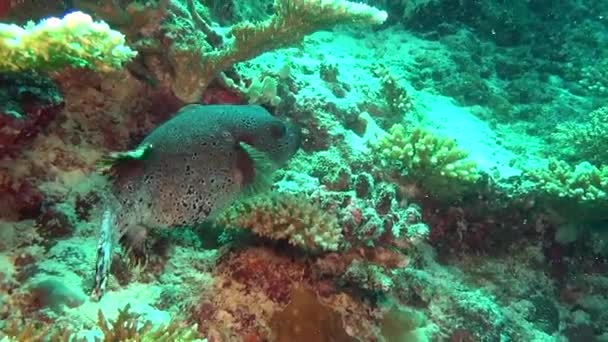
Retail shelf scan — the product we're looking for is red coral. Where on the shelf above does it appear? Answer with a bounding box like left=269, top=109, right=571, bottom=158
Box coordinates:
left=230, top=256, right=293, bottom=303
left=0, top=1, right=9, bottom=18
left=0, top=101, right=64, bottom=158
left=202, top=86, right=244, bottom=105
left=0, top=171, right=44, bottom=220
left=35, top=207, right=74, bottom=243
left=449, top=329, right=478, bottom=342
left=422, top=194, right=542, bottom=254
left=222, top=248, right=308, bottom=304
left=75, top=192, right=100, bottom=221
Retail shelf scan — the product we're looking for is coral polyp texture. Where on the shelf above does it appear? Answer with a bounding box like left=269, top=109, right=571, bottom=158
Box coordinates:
left=215, top=192, right=343, bottom=252
left=372, top=124, right=479, bottom=194
left=522, top=159, right=608, bottom=219
left=0, top=11, right=136, bottom=72
left=3, top=0, right=608, bottom=341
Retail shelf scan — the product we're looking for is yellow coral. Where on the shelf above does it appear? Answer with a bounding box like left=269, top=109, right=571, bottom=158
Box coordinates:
left=215, top=193, right=343, bottom=252
left=524, top=159, right=608, bottom=203
left=0, top=11, right=136, bottom=72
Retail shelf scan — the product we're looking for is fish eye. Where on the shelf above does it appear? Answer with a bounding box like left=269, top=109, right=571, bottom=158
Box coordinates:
left=270, top=122, right=286, bottom=138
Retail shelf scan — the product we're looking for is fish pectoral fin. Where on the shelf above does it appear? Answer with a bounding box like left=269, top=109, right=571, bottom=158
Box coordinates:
left=238, top=141, right=276, bottom=196
left=97, top=143, right=154, bottom=175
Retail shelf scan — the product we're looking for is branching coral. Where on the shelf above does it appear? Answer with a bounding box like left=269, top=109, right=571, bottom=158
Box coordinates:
left=66, top=0, right=386, bottom=102
left=97, top=304, right=199, bottom=341
left=554, top=106, right=608, bottom=165
left=523, top=159, right=608, bottom=215
left=0, top=321, right=72, bottom=341
left=0, top=11, right=136, bottom=72
left=169, top=0, right=388, bottom=102
left=215, top=193, right=343, bottom=252
left=371, top=64, right=415, bottom=128
left=372, top=124, right=478, bottom=194
left=1, top=304, right=199, bottom=341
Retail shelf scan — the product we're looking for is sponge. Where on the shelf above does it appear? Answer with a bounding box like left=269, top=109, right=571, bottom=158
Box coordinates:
left=0, top=11, right=136, bottom=72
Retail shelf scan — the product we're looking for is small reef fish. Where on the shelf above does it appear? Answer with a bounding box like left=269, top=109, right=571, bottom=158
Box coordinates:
left=91, top=104, right=301, bottom=300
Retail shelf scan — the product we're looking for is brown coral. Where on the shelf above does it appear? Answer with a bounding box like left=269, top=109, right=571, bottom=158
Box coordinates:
left=270, top=286, right=356, bottom=342
left=215, top=193, right=343, bottom=252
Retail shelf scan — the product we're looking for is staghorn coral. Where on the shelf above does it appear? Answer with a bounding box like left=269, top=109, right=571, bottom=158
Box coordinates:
left=372, top=124, right=478, bottom=195
left=215, top=193, right=343, bottom=252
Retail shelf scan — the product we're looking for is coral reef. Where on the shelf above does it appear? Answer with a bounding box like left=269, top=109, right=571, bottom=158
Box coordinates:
left=2, top=0, right=608, bottom=341
left=75, top=0, right=387, bottom=103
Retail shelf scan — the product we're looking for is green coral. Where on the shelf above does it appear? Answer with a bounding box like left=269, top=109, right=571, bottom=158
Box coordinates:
left=0, top=11, right=136, bottom=72
left=344, top=260, right=394, bottom=293
left=372, top=64, right=415, bottom=129
left=524, top=159, right=608, bottom=205
left=372, top=124, right=479, bottom=194
left=554, top=106, right=608, bottom=165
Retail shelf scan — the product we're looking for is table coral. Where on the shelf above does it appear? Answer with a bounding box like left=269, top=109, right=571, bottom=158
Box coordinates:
left=96, top=0, right=388, bottom=102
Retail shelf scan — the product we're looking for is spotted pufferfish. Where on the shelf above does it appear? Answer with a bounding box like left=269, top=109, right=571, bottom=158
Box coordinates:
left=91, top=104, right=301, bottom=300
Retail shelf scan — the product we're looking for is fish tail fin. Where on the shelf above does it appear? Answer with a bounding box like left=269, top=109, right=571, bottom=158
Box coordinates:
left=90, top=205, right=117, bottom=301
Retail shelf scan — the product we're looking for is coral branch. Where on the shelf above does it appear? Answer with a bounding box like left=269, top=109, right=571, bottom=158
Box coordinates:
left=170, top=0, right=387, bottom=102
